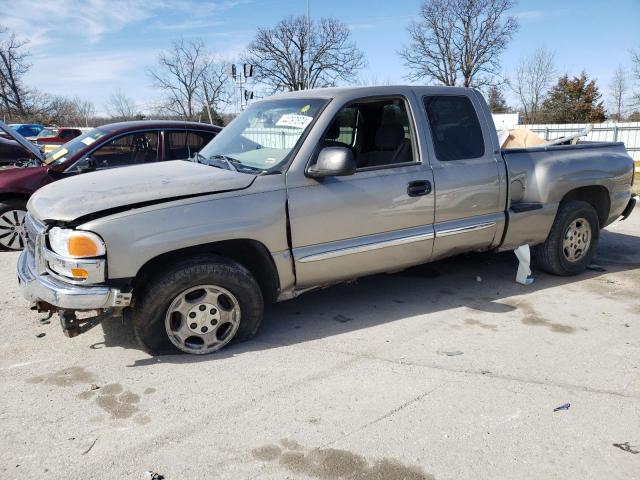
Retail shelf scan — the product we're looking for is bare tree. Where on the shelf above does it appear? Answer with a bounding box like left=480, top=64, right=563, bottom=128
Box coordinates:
left=149, top=38, right=229, bottom=121
left=0, top=25, right=32, bottom=119
left=400, top=0, right=518, bottom=87
left=608, top=65, right=628, bottom=121
left=104, top=88, right=138, bottom=120
left=200, top=62, right=231, bottom=124
left=244, top=15, right=366, bottom=93
left=509, top=46, right=556, bottom=124
left=632, top=48, right=640, bottom=108
left=72, top=96, right=96, bottom=127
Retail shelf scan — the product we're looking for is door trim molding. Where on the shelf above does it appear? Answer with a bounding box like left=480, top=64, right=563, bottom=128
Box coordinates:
left=436, top=221, right=496, bottom=237
left=298, top=231, right=434, bottom=263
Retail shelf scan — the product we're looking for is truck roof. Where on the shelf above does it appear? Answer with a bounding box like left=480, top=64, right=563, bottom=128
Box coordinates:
left=267, top=85, right=478, bottom=101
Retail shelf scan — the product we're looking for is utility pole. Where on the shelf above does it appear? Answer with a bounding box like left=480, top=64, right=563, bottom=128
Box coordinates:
left=305, top=0, right=310, bottom=89
left=228, top=63, right=254, bottom=114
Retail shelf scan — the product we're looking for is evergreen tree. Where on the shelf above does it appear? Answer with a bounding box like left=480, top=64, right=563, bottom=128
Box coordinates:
left=540, top=72, right=605, bottom=123
left=487, top=85, right=509, bottom=113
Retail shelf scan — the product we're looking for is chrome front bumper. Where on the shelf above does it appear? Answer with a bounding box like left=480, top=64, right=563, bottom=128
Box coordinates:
left=17, top=249, right=131, bottom=310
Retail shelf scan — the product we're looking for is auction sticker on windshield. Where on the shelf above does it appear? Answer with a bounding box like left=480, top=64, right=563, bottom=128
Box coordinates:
left=50, top=148, right=68, bottom=161
left=276, top=114, right=313, bottom=129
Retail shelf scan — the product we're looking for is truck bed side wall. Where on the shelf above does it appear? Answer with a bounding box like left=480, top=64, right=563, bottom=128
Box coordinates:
left=499, top=143, right=633, bottom=250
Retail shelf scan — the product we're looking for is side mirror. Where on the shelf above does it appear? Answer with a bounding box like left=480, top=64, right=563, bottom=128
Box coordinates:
left=307, top=147, right=356, bottom=179
left=77, top=157, right=96, bottom=173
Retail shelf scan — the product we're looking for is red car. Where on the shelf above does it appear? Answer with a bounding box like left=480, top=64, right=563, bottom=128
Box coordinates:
left=31, top=127, right=83, bottom=146
left=0, top=120, right=221, bottom=251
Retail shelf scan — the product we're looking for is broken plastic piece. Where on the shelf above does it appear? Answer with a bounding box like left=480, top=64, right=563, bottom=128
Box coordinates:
left=144, top=472, right=165, bottom=480
left=553, top=403, right=571, bottom=412
left=514, top=244, right=534, bottom=285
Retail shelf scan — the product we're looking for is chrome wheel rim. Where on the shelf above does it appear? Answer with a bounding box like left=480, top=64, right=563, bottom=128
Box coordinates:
left=0, top=209, right=26, bottom=250
left=562, top=217, right=591, bottom=262
left=164, top=284, right=241, bottom=354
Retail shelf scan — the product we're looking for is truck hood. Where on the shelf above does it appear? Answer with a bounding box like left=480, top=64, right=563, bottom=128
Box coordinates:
left=28, top=160, right=256, bottom=223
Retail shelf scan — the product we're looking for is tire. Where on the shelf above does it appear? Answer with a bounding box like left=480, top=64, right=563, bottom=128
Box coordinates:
left=532, top=200, right=600, bottom=276
left=131, top=255, right=264, bottom=355
left=0, top=198, right=28, bottom=252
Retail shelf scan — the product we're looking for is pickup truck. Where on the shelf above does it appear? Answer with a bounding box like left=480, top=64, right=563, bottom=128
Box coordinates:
left=17, top=86, right=637, bottom=355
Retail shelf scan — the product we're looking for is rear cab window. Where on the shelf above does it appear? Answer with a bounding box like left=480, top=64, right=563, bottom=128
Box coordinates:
left=423, top=95, right=485, bottom=161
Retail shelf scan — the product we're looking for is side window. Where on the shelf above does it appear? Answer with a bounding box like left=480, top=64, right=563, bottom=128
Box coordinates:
left=165, top=131, right=215, bottom=160
left=91, top=131, right=159, bottom=169
left=423, top=96, right=485, bottom=161
left=320, top=97, right=415, bottom=169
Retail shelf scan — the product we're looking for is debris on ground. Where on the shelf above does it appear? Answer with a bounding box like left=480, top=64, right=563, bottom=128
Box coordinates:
left=144, top=471, right=165, bottom=480
left=443, top=351, right=464, bottom=356
left=476, top=276, right=482, bottom=282
left=612, top=442, right=639, bottom=454
left=38, top=311, right=53, bottom=324
left=553, top=403, right=571, bottom=412
left=333, top=314, right=353, bottom=323
left=81, top=437, right=98, bottom=455
left=90, top=384, right=100, bottom=390
left=35, top=333, right=46, bottom=338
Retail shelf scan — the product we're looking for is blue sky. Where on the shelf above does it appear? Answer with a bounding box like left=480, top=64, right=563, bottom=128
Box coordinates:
left=1, top=0, right=638, bottom=115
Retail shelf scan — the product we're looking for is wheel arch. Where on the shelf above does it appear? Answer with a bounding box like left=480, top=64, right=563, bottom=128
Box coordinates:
left=0, top=192, right=30, bottom=204
left=133, top=239, right=281, bottom=304
left=560, top=185, right=610, bottom=228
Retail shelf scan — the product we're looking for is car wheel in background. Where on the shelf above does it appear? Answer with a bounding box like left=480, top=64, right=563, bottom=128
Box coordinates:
left=532, top=200, right=600, bottom=276
left=131, top=255, right=264, bottom=355
left=0, top=199, right=28, bottom=251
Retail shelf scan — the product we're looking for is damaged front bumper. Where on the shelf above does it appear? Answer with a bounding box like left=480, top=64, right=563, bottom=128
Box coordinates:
left=18, top=249, right=131, bottom=310
left=18, top=249, right=132, bottom=336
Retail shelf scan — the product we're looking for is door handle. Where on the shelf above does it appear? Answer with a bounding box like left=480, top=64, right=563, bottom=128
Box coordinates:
left=407, top=180, right=432, bottom=197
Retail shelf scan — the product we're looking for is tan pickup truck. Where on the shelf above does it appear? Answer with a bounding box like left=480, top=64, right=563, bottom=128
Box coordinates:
left=17, top=86, right=636, bottom=355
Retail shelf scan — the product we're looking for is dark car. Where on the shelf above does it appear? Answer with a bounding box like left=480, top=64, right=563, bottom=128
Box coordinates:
left=0, top=120, right=221, bottom=251
left=0, top=135, right=33, bottom=166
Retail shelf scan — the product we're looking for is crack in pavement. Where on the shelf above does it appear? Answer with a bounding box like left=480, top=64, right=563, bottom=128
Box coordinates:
left=251, top=339, right=640, bottom=400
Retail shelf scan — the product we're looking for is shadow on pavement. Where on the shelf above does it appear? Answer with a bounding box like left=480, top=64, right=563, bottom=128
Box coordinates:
left=97, top=229, right=640, bottom=366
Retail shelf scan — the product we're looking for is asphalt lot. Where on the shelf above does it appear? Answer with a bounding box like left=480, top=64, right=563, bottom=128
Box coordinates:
left=1, top=211, right=639, bottom=480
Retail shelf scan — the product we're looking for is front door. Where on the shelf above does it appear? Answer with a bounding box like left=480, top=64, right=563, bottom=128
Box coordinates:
left=287, top=95, right=436, bottom=287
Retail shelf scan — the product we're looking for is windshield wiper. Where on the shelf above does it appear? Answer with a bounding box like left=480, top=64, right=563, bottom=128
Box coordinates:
left=208, top=154, right=238, bottom=171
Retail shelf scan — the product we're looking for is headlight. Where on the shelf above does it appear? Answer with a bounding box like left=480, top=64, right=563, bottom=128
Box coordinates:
left=49, top=228, right=106, bottom=258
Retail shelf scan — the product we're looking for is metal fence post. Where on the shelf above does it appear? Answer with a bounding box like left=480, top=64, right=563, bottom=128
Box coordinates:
left=613, top=125, right=619, bottom=142
left=544, top=127, right=549, bottom=140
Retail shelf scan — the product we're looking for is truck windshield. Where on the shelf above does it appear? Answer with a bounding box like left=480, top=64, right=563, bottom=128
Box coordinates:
left=198, top=98, right=327, bottom=172
left=43, top=128, right=107, bottom=165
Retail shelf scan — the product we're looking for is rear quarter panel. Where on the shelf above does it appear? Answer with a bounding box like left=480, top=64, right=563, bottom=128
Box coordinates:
left=500, top=142, right=633, bottom=249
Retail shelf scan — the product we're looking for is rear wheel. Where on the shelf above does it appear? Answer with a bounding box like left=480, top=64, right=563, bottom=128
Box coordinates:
left=532, top=200, right=600, bottom=276
left=132, top=256, right=264, bottom=355
left=0, top=199, right=27, bottom=251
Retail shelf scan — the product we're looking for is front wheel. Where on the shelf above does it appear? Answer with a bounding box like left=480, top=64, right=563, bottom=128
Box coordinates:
left=0, top=199, right=28, bottom=251
left=132, top=256, right=264, bottom=355
left=532, top=200, right=600, bottom=276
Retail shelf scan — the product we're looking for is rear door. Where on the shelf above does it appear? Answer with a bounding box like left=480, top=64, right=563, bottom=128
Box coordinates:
left=287, top=94, right=435, bottom=287
left=421, top=93, right=505, bottom=259
left=163, top=130, right=216, bottom=161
